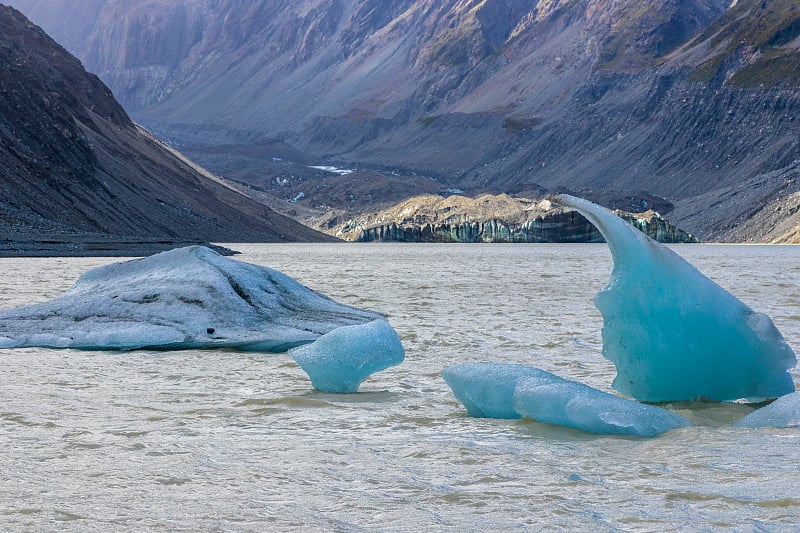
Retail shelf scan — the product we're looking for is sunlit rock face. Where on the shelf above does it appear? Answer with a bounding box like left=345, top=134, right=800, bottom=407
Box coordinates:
left=556, top=195, right=796, bottom=402
left=0, top=246, right=382, bottom=351
left=288, top=319, right=404, bottom=393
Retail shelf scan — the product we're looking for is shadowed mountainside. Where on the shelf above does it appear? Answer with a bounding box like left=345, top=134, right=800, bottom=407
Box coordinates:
left=8, top=0, right=800, bottom=241
left=0, top=5, right=333, bottom=253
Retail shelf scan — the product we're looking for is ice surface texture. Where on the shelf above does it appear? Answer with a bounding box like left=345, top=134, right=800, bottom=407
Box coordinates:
left=288, top=319, right=404, bottom=393
left=443, top=363, right=559, bottom=418
left=557, top=195, right=796, bottom=402
left=513, top=375, right=690, bottom=437
left=0, top=246, right=382, bottom=351
left=444, top=363, right=689, bottom=436
left=734, top=392, right=800, bottom=428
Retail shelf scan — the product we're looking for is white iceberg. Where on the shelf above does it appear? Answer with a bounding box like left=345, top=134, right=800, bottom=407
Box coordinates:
left=734, top=392, right=800, bottom=428
left=556, top=195, right=796, bottom=402
left=0, top=246, right=382, bottom=351
left=443, top=362, right=566, bottom=419
left=514, top=375, right=691, bottom=437
left=288, top=319, right=404, bottom=393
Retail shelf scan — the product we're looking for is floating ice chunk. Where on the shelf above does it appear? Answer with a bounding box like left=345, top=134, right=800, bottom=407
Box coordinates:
left=556, top=195, right=796, bottom=402
left=514, top=376, right=691, bottom=437
left=288, top=319, right=404, bottom=393
left=443, top=363, right=566, bottom=418
left=444, top=362, right=689, bottom=436
left=734, top=392, right=800, bottom=428
left=0, top=246, right=382, bottom=351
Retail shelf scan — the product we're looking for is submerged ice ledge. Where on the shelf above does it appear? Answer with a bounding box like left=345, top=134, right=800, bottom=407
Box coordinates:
left=734, top=392, right=800, bottom=429
left=0, top=246, right=384, bottom=352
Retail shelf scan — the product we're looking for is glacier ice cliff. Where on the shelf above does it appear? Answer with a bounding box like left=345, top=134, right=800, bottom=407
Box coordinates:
left=0, top=246, right=382, bottom=351
left=556, top=195, right=796, bottom=402
left=288, top=319, right=404, bottom=393
left=354, top=209, right=696, bottom=244
left=734, top=392, right=800, bottom=428
left=444, top=363, right=689, bottom=436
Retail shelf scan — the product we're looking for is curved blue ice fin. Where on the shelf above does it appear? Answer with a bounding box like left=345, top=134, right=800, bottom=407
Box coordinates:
left=555, top=195, right=796, bottom=402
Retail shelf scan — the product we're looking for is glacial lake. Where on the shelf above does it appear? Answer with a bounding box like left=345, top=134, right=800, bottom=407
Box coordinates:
left=1, top=243, right=799, bottom=531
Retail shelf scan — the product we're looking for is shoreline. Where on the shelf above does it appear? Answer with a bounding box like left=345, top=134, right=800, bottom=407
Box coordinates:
left=0, top=240, right=239, bottom=257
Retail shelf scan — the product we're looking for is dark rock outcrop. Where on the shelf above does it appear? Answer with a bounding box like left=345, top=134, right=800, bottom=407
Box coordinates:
left=0, top=5, right=333, bottom=251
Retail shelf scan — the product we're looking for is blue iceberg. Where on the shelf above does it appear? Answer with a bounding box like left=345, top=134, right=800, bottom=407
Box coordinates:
left=444, top=362, right=689, bottom=436
left=288, top=319, right=404, bottom=393
left=0, top=246, right=382, bottom=351
left=443, top=363, right=564, bottom=418
left=734, top=392, right=800, bottom=428
left=556, top=195, right=796, bottom=402
left=513, top=375, right=691, bottom=437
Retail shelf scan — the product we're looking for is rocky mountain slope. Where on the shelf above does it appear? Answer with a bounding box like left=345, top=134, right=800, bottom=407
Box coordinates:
left=8, top=0, right=800, bottom=241
left=0, top=5, right=332, bottom=253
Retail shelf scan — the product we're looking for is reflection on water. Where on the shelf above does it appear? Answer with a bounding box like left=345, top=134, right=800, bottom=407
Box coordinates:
left=0, top=244, right=799, bottom=531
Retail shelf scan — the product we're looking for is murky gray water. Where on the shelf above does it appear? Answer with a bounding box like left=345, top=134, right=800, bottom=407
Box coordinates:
left=1, top=244, right=799, bottom=532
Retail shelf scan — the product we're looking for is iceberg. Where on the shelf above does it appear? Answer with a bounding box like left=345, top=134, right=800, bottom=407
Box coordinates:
left=443, top=363, right=566, bottom=419
left=513, top=375, right=691, bottom=437
left=444, top=362, right=689, bottom=436
left=288, top=319, right=404, bottom=393
left=0, top=246, right=383, bottom=351
left=556, top=195, right=796, bottom=402
left=734, top=392, right=800, bottom=428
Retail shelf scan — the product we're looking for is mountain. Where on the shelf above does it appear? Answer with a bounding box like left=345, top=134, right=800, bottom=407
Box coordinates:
left=8, top=0, right=800, bottom=241
left=0, top=4, right=333, bottom=253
